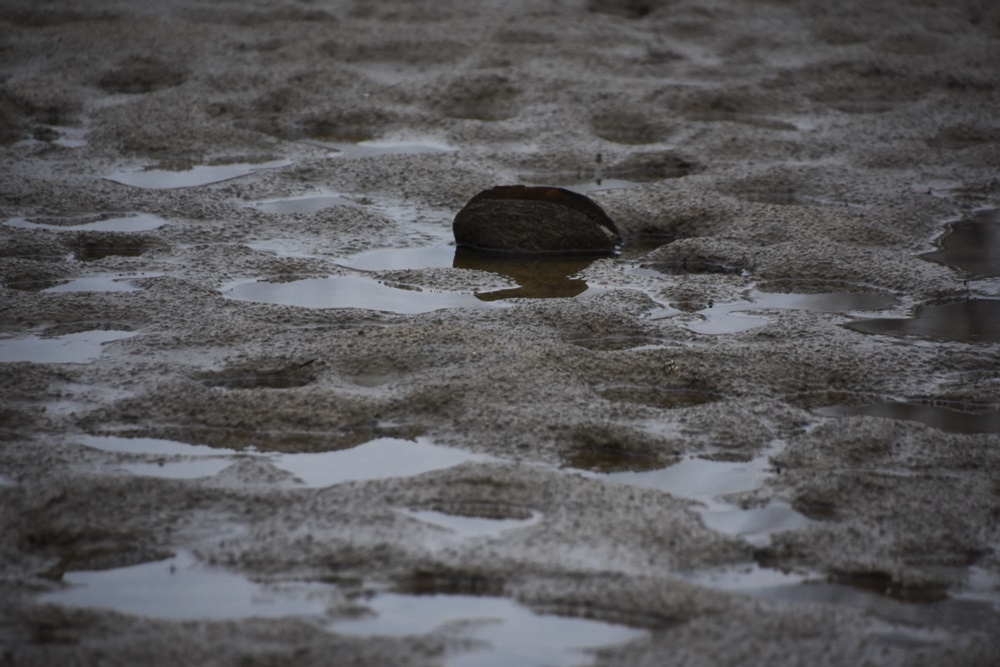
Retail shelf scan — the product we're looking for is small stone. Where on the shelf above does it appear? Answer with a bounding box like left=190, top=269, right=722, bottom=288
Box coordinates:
left=453, top=185, right=621, bottom=255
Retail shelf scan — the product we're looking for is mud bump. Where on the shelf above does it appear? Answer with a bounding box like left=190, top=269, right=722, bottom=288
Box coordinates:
left=618, top=232, right=679, bottom=260
left=604, top=151, right=698, bottom=181
left=735, top=191, right=821, bottom=206
left=928, top=124, right=1000, bottom=150
left=0, top=7, right=119, bottom=27
left=97, top=57, right=188, bottom=94
left=290, top=108, right=395, bottom=143
left=846, top=299, right=1000, bottom=343
left=398, top=568, right=506, bottom=597
left=587, top=0, right=661, bottom=19
left=197, top=361, right=317, bottom=389
left=686, top=111, right=798, bottom=131
left=920, top=208, right=1000, bottom=277
left=723, top=182, right=848, bottom=207
left=436, top=74, right=519, bottom=121
left=599, top=385, right=720, bottom=410
left=591, top=111, right=673, bottom=145
left=810, top=69, right=925, bottom=114
left=563, top=334, right=665, bottom=350
left=641, top=256, right=748, bottom=275
left=320, top=37, right=468, bottom=65
left=791, top=494, right=839, bottom=521
left=425, top=500, right=534, bottom=521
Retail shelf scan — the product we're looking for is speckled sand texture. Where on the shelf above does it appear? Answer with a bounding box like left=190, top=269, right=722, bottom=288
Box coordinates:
left=1, top=1, right=999, bottom=665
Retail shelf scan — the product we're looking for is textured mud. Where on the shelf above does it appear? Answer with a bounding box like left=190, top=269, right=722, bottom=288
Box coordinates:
left=2, top=0, right=999, bottom=665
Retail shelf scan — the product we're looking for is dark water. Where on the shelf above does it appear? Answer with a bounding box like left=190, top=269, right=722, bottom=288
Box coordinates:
left=921, top=208, right=1000, bottom=277
left=846, top=299, right=1000, bottom=343
left=816, top=402, right=1000, bottom=434
left=453, top=248, right=596, bottom=300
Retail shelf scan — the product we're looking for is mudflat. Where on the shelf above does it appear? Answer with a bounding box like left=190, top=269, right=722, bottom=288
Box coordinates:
left=1, top=1, right=999, bottom=664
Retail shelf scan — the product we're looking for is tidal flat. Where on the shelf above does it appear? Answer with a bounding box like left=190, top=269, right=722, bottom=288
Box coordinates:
left=1, top=1, right=999, bottom=665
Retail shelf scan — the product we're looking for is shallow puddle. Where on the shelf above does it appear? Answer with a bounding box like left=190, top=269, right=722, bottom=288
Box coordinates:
left=648, top=290, right=898, bottom=335
left=847, top=299, right=1000, bottom=343
left=596, top=453, right=810, bottom=546
left=15, top=124, right=88, bottom=148
left=0, top=330, right=139, bottom=364
left=38, top=550, right=332, bottom=620
left=815, top=402, right=1000, bottom=434
left=79, top=435, right=493, bottom=487
left=920, top=208, right=1000, bottom=277
left=698, top=502, right=810, bottom=547
left=343, top=243, right=603, bottom=301
left=517, top=174, right=641, bottom=193
left=248, top=193, right=356, bottom=215
left=274, top=439, right=493, bottom=488
left=454, top=249, right=598, bottom=300
left=322, top=139, right=456, bottom=159
left=223, top=274, right=503, bottom=314
left=4, top=213, right=169, bottom=233
left=597, top=385, right=720, bottom=410
left=331, top=592, right=646, bottom=667
left=107, top=159, right=292, bottom=189
left=39, top=550, right=645, bottom=664
left=684, top=564, right=1000, bottom=633
left=226, top=236, right=607, bottom=312
left=44, top=274, right=158, bottom=293
left=339, top=242, right=456, bottom=271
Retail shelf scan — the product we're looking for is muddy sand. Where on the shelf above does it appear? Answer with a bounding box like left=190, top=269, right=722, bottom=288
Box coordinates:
left=2, top=0, right=999, bottom=664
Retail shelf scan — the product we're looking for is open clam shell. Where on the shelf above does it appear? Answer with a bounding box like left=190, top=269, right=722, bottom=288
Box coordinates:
left=453, top=185, right=621, bottom=255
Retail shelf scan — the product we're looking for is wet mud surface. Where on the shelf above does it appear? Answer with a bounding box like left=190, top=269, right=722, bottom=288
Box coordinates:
left=2, top=0, right=1000, bottom=665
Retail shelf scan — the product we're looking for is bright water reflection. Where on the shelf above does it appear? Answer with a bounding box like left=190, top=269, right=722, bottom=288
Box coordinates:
left=107, top=160, right=292, bottom=189
left=597, top=453, right=810, bottom=546
left=79, top=435, right=493, bottom=487
left=331, top=592, right=646, bottom=667
left=4, top=213, right=169, bottom=232
left=0, top=330, right=139, bottom=364
left=38, top=550, right=331, bottom=620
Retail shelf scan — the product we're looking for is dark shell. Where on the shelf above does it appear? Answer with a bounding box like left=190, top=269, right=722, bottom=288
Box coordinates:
left=453, top=185, right=621, bottom=255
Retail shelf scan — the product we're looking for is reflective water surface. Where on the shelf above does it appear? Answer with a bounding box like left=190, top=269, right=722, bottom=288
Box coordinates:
left=0, top=330, right=139, bottom=364
left=331, top=592, right=646, bottom=667
left=107, top=159, right=292, bottom=189
left=4, top=213, right=169, bottom=232
left=815, top=402, right=1000, bottom=434
left=38, top=550, right=332, bottom=620
left=596, top=453, right=811, bottom=547
left=79, top=435, right=493, bottom=487
left=921, top=208, right=1000, bottom=277
left=648, top=290, right=898, bottom=335
left=847, top=299, right=1000, bottom=343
